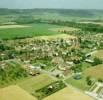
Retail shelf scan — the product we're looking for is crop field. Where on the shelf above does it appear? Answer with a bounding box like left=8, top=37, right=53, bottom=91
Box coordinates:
left=79, top=21, right=103, bottom=26
left=92, top=50, right=103, bottom=60
left=0, top=25, right=30, bottom=29
left=33, top=34, right=76, bottom=40
left=84, top=64, right=103, bottom=80
left=0, top=23, right=63, bottom=39
left=0, top=85, right=37, bottom=100
left=43, top=87, right=93, bottom=100
left=18, top=74, right=57, bottom=93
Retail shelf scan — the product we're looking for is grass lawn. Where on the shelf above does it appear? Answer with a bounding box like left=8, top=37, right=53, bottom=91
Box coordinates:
left=43, top=87, right=93, bottom=100
left=17, top=74, right=57, bottom=94
left=32, top=59, right=55, bottom=71
left=81, top=62, right=91, bottom=70
left=0, top=85, right=37, bottom=100
left=65, top=76, right=90, bottom=91
left=0, top=23, right=62, bottom=39
left=83, top=64, right=103, bottom=80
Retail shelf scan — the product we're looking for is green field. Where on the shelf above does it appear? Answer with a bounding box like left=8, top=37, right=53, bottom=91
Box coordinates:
left=66, top=64, right=103, bottom=91
left=65, top=76, right=90, bottom=91
left=18, top=74, right=57, bottom=93
left=0, top=23, right=62, bottom=39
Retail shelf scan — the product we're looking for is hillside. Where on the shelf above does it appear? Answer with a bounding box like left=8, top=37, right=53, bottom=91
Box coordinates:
left=0, top=8, right=103, bottom=18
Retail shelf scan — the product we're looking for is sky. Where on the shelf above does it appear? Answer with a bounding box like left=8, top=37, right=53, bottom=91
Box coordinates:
left=0, top=0, right=103, bottom=9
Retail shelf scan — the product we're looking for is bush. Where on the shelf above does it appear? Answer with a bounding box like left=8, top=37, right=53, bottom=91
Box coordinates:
left=98, top=79, right=103, bottom=83
left=86, top=76, right=92, bottom=86
left=33, top=81, right=66, bottom=99
left=92, top=57, right=102, bottom=66
left=15, top=16, right=34, bottom=24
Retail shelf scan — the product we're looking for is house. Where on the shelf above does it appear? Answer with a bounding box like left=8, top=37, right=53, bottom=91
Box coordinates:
left=58, top=65, right=66, bottom=71
left=29, top=65, right=41, bottom=70
left=85, top=53, right=91, bottom=58
left=26, top=65, right=41, bottom=76
left=51, top=57, right=64, bottom=65
left=66, top=61, right=74, bottom=65
left=51, top=69, right=63, bottom=77
left=29, top=70, right=40, bottom=76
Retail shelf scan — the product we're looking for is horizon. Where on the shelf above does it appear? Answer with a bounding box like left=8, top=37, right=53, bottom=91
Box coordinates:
left=0, top=8, right=103, bottom=11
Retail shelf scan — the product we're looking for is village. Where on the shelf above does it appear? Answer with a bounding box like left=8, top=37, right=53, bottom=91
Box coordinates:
left=0, top=32, right=103, bottom=100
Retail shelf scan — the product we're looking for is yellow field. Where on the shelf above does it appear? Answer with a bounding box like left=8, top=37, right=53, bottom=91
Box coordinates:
left=0, top=85, right=37, bottom=100
left=50, top=27, right=79, bottom=32
left=0, top=25, right=30, bottom=29
left=79, top=21, right=103, bottom=26
left=33, top=34, right=77, bottom=40
left=84, top=64, right=103, bottom=79
left=92, top=50, right=103, bottom=60
left=43, top=87, right=93, bottom=100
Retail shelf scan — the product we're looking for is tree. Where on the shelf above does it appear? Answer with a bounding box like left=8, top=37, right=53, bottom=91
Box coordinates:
left=0, top=62, right=28, bottom=85
left=15, top=16, right=34, bottom=24
left=92, top=57, right=102, bottom=66
left=98, top=79, right=103, bottom=83
left=71, top=63, right=82, bottom=73
left=86, top=76, right=92, bottom=86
